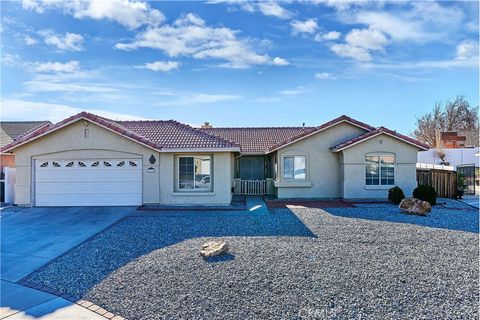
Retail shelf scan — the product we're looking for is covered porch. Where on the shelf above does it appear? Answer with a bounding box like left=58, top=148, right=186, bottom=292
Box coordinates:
left=232, top=155, right=276, bottom=195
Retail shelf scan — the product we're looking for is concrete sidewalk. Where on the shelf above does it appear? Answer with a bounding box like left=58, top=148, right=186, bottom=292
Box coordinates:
left=1, top=281, right=105, bottom=320
left=1, top=207, right=135, bottom=320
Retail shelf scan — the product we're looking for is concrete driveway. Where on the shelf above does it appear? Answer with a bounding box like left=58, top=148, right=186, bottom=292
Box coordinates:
left=1, top=206, right=135, bottom=319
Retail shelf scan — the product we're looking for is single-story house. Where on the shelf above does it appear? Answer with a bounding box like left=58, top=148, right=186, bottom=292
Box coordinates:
left=1, top=112, right=429, bottom=207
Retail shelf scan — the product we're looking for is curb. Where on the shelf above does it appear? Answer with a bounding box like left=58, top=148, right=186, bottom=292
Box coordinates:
left=17, top=280, right=125, bottom=320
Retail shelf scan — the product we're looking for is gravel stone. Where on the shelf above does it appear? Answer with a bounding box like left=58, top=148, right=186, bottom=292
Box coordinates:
left=24, top=207, right=479, bottom=320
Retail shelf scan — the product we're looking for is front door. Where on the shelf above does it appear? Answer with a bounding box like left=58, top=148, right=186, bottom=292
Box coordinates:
left=239, top=157, right=264, bottom=180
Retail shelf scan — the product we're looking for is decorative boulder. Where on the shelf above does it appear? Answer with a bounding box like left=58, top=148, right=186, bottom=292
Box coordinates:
left=200, top=241, right=229, bottom=257
left=399, top=198, right=431, bottom=216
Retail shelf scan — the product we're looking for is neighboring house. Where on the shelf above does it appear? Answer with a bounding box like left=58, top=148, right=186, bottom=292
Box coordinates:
left=1, top=112, right=428, bottom=207
left=0, top=121, right=51, bottom=172
left=435, top=130, right=479, bottom=149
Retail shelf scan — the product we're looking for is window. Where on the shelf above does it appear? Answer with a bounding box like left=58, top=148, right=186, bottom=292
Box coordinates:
left=365, top=154, right=395, bottom=186
left=178, top=156, right=212, bottom=191
left=283, top=156, right=306, bottom=180
left=129, top=161, right=137, bottom=167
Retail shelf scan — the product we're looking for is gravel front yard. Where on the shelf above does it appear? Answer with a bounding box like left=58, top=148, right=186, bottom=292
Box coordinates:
left=24, top=203, right=478, bottom=319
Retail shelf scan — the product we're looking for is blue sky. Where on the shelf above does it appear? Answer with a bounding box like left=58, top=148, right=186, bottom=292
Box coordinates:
left=1, top=0, right=478, bottom=134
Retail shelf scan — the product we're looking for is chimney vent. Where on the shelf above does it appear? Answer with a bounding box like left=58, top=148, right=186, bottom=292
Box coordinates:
left=201, top=122, right=212, bottom=128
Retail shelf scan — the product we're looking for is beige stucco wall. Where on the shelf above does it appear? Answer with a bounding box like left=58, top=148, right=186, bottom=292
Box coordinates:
left=274, top=123, right=367, bottom=199
left=340, top=134, right=419, bottom=199
left=13, top=119, right=233, bottom=206
left=158, top=152, right=233, bottom=206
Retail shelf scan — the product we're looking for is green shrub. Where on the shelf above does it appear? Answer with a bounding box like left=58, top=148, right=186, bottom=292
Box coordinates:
left=388, top=186, right=405, bottom=205
left=413, top=185, right=437, bottom=205
left=457, top=172, right=466, bottom=191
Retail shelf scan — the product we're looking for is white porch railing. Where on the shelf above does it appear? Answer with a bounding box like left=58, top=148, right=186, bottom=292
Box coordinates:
left=239, top=179, right=266, bottom=195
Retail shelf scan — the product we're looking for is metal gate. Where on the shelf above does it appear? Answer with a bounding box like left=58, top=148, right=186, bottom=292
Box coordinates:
left=457, top=164, right=477, bottom=195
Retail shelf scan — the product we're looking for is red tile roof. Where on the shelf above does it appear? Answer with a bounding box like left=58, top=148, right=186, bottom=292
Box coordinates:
left=1, top=112, right=239, bottom=152
left=264, top=115, right=376, bottom=153
left=330, top=126, right=430, bottom=151
left=201, top=127, right=314, bottom=153
left=203, top=115, right=376, bottom=153
left=1, top=112, right=427, bottom=155
left=118, top=120, right=239, bottom=150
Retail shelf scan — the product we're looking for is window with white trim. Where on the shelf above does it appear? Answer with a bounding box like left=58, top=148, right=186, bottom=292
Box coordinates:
left=178, top=155, right=212, bottom=191
left=283, top=156, right=306, bottom=180
left=365, top=154, right=395, bottom=186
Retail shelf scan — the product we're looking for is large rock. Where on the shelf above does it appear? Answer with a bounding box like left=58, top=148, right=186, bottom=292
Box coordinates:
left=200, top=241, right=229, bottom=257
left=399, top=198, right=431, bottom=216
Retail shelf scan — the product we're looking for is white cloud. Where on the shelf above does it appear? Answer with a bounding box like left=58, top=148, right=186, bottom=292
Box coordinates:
left=39, top=30, right=84, bottom=51
left=211, top=1, right=293, bottom=20
left=137, top=61, right=180, bottom=72
left=24, top=35, right=37, bottom=45
left=33, top=61, right=80, bottom=73
left=355, top=11, right=431, bottom=42
left=22, top=0, right=164, bottom=29
left=411, top=2, right=464, bottom=28
left=155, top=92, right=241, bottom=106
left=345, top=28, right=388, bottom=50
left=1, top=100, right=146, bottom=122
left=455, top=40, right=478, bottom=60
left=329, top=27, right=387, bottom=62
left=257, top=2, right=293, bottom=20
left=315, top=72, right=336, bottom=80
left=317, top=0, right=371, bottom=11
left=291, top=19, right=318, bottom=35
left=116, top=13, right=287, bottom=68
left=272, top=57, right=289, bottom=66
left=330, top=43, right=372, bottom=62
left=23, top=80, right=118, bottom=93
left=362, top=57, right=478, bottom=70
left=174, top=12, right=205, bottom=27
left=279, top=87, right=308, bottom=95
left=314, top=31, right=341, bottom=41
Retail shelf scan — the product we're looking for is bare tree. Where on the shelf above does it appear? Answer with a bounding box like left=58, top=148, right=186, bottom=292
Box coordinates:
left=413, top=96, right=479, bottom=147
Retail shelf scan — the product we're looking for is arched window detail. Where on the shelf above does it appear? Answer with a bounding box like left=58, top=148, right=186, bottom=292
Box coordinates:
left=78, top=161, right=86, bottom=167
left=52, top=162, right=61, bottom=167
left=129, top=161, right=137, bottom=167
left=91, top=161, right=99, bottom=167
left=104, top=161, right=112, bottom=167
left=40, top=162, right=48, bottom=167
left=117, top=161, right=125, bottom=167
left=66, top=161, right=74, bottom=167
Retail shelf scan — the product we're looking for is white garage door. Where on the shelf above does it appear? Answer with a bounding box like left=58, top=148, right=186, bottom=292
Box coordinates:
left=34, top=159, right=142, bottom=206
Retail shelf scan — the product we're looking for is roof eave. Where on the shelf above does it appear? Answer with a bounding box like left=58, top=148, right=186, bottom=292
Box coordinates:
left=265, top=119, right=372, bottom=154
left=331, top=131, right=430, bottom=152
left=160, top=147, right=241, bottom=153
left=1, top=115, right=163, bottom=153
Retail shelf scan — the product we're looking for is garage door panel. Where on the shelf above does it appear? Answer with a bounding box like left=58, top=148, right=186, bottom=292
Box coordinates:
left=35, top=194, right=142, bottom=206
left=35, top=170, right=141, bottom=182
left=35, top=181, right=143, bottom=195
left=35, top=158, right=142, bottom=206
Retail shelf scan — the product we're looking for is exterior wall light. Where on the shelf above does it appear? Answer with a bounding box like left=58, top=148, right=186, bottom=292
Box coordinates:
left=149, top=154, right=156, bottom=164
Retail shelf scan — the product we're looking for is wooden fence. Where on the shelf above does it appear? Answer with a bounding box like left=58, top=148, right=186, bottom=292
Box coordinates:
left=416, top=169, right=457, bottom=198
